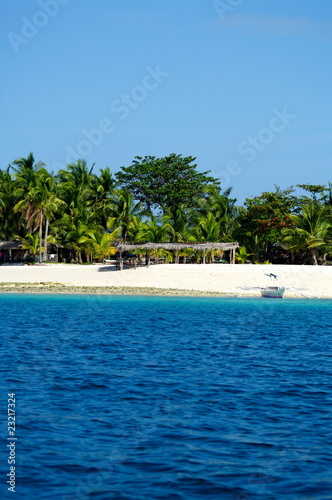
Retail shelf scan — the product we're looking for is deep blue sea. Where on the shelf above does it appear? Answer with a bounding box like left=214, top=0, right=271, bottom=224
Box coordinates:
left=1, top=294, right=332, bottom=500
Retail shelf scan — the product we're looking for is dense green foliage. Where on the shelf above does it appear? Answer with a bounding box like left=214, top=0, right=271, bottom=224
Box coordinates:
left=1, top=153, right=331, bottom=264
left=115, top=154, right=219, bottom=213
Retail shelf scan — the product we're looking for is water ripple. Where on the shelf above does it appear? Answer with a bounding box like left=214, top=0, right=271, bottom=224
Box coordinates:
left=0, top=295, right=331, bottom=499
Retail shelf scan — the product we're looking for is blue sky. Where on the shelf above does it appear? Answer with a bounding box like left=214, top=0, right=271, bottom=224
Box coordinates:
left=0, top=0, right=331, bottom=204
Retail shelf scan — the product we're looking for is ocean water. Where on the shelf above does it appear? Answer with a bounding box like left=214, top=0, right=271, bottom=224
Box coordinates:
left=0, top=294, right=332, bottom=500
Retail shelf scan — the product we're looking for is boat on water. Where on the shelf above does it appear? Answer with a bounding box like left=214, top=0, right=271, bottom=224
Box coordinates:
left=260, top=273, right=285, bottom=298
left=260, top=286, right=285, bottom=298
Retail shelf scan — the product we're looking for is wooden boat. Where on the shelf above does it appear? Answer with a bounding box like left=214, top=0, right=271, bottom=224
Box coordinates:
left=260, top=273, right=285, bottom=298
left=260, top=286, right=285, bottom=298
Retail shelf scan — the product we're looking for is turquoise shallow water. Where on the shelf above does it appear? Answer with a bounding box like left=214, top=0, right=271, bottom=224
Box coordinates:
left=1, top=295, right=332, bottom=500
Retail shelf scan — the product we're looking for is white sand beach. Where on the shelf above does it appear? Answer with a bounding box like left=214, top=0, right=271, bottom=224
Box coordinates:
left=1, top=263, right=332, bottom=298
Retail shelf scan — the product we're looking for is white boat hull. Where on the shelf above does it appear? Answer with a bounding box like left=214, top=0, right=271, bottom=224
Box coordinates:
left=260, top=287, right=285, bottom=298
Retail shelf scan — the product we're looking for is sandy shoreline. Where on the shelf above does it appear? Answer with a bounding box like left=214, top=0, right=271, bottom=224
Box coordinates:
left=1, top=263, right=332, bottom=298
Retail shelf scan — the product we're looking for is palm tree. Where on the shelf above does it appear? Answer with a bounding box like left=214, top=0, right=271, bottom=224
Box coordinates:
left=235, top=246, right=253, bottom=264
left=110, top=189, right=145, bottom=241
left=57, top=160, right=95, bottom=224
left=192, top=212, right=221, bottom=263
left=198, top=185, right=240, bottom=242
left=12, top=154, right=48, bottom=262
left=87, top=166, right=116, bottom=228
left=78, top=227, right=120, bottom=262
left=11, top=153, right=45, bottom=233
left=322, top=182, right=332, bottom=207
left=36, top=170, right=64, bottom=262
left=135, top=217, right=173, bottom=263
left=161, top=206, right=196, bottom=263
left=11, top=152, right=45, bottom=187
left=235, top=232, right=263, bottom=263
left=193, top=212, right=220, bottom=242
left=0, top=168, right=18, bottom=240
left=126, top=215, right=146, bottom=242
left=14, top=168, right=64, bottom=263
left=61, top=220, right=92, bottom=263
left=282, top=201, right=331, bottom=264
left=17, top=233, right=41, bottom=260
left=164, top=205, right=195, bottom=242
left=199, top=185, right=236, bottom=219
left=219, top=210, right=241, bottom=241
left=137, top=217, right=172, bottom=243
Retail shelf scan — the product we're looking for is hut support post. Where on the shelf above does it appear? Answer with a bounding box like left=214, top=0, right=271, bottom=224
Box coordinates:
left=203, top=249, right=206, bottom=265
left=145, top=250, right=150, bottom=267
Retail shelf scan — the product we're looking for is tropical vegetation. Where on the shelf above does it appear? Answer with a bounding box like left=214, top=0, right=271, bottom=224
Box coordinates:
left=1, top=152, right=331, bottom=265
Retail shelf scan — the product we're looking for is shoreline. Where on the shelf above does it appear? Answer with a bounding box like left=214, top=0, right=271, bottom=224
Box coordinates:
left=0, top=284, right=324, bottom=299
left=0, top=263, right=331, bottom=298
left=0, top=284, right=237, bottom=296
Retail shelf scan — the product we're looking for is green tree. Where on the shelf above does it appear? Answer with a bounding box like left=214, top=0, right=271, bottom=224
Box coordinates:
left=240, top=186, right=300, bottom=260
left=135, top=218, right=173, bottom=263
left=17, top=232, right=41, bottom=260
left=12, top=153, right=52, bottom=262
left=37, top=170, right=64, bottom=262
left=126, top=216, right=145, bottom=242
left=282, top=201, right=331, bottom=264
left=137, top=217, right=172, bottom=243
left=199, top=185, right=240, bottom=241
left=79, top=228, right=120, bottom=262
left=87, top=166, right=116, bottom=228
left=199, top=185, right=236, bottom=218
left=164, top=205, right=195, bottom=243
left=57, top=160, right=95, bottom=224
left=11, top=152, right=45, bottom=233
left=60, top=219, right=92, bottom=263
left=115, top=154, right=219, bottom=213
left=109, top=189, right=145, bottom=241
left=322, top=182, right=332, bottom=207
left=12, top=152, right=45, bottom=189
left=235, top=246, right=253, bottom=264
left=0, top=168, right=18, bottom=240
left=192, top=212, right=221, bottom=263
left=193, top=212, right=220, bottom=242
left=297, top=184, right=326, bottom=202
left=14, top=168, right=63, bottom=263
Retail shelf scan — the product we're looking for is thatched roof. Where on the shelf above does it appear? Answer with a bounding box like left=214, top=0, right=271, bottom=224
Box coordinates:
left=0, top=240, right=22, bottom=250
left=115, top=242, right=239, bottom=252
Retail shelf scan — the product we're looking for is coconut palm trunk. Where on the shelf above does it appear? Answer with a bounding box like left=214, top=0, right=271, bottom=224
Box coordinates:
left=310, top=247, right=318, bottom=265
left=43, top=217, right=49, bottom=263
left=38, top=213, right=43, bottom=263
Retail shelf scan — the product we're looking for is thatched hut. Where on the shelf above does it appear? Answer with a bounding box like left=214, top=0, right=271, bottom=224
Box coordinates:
left=0, top=241, right=61, bottom=263
left=114, top=241, right=239, bottom=266
left=0, top=241, right=23, bottom=263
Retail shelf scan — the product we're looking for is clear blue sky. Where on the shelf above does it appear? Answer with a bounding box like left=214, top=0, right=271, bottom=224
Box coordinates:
left=1, top=0, right=331, bottom=204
